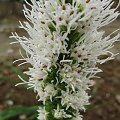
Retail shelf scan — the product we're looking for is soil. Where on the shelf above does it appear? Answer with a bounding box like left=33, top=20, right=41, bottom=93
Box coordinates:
left=0, top=59, right=38, bottom=108
left=84, top=60, right=120, bottom=120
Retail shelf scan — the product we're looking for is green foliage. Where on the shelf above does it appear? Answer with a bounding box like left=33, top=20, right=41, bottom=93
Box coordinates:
left=44, top=66, right=58, bottom=85
left=45, top=94, right=76, bottom=120
left=48, top=24, right=56, bottom=33
left=65, top=0, right=72, bottom=4
left=67, top=28, right=84, bottom=50
left=10, top=66, right=29, bottom=81
left=0, top=106, right=38, bottom=120
left=45, top=98, right=60, bottom=120
left=60, top=25, right=67, bottom=34
left=4, top=62, right=29, bottom=81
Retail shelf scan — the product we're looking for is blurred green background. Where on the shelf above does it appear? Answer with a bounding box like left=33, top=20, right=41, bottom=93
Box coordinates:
left=0, top=0, right=120, bottom=120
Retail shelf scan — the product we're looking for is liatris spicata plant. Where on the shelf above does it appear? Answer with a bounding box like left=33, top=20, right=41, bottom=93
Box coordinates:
left=10, top=0, right=120, bottom=120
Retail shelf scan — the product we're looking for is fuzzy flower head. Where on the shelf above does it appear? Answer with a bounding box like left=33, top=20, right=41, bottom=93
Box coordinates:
left=11, top=0, right=120, bottom=120
left=54, top=104, right=72, bottom=119
left=37, top=107, right=48, bottom=120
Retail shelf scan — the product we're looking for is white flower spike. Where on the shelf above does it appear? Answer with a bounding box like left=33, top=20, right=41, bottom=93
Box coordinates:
left=11, top=0, right=120, bottom=120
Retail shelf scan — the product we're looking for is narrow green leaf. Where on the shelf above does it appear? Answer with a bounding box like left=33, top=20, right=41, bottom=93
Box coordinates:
left=0, top=106, right=38, bottom=120
left=10, top=66, right=29, bottom=81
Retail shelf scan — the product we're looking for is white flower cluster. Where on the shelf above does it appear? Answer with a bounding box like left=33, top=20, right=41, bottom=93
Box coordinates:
left=11, top=0, right=120, bottom=120
left=54, top=104, right=72, bottom=119
left=37, top=107, right=48, bottom=120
